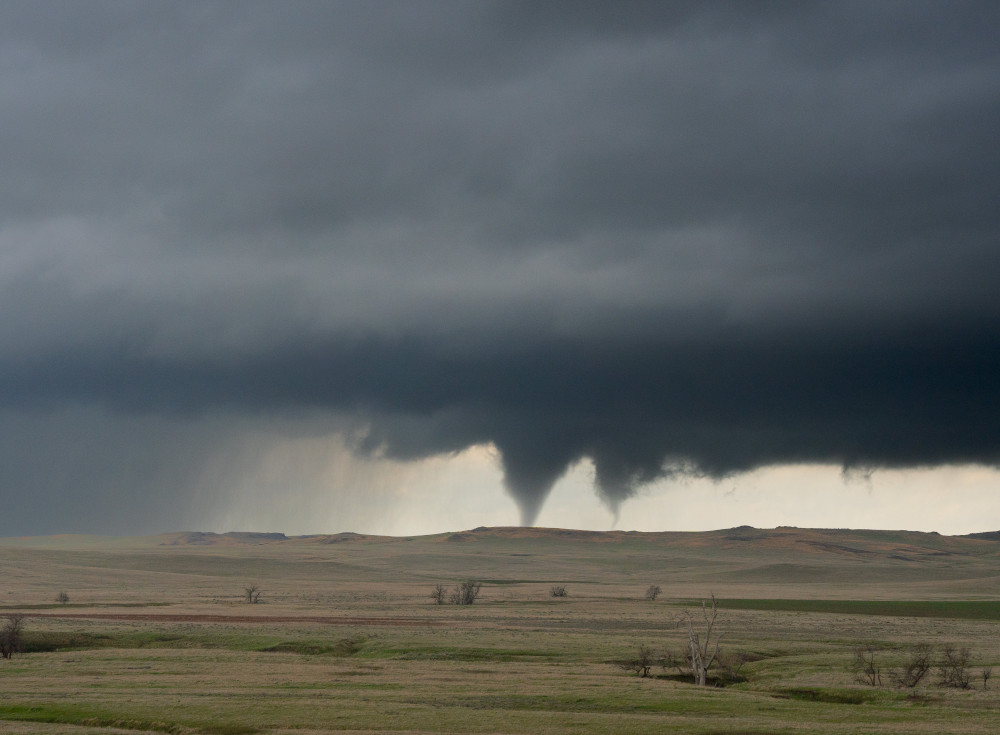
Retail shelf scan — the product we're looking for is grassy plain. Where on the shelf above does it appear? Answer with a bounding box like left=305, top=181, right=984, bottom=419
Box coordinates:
left=1, top=525, right=1000, bottom=733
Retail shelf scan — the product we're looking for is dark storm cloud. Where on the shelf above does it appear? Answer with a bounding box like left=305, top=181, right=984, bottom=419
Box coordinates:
left=1, top=1, right=999, bottom=531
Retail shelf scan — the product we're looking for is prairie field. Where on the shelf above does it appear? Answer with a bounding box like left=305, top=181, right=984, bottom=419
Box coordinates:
left=1, top=526, right=1000, bottom=734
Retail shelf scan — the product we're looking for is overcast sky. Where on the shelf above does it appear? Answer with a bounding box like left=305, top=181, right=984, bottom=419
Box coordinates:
left=1, top=1, right=999, bottom=536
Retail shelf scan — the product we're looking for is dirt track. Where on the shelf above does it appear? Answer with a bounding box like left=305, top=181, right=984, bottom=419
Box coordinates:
left=24, top=612, right=439, bottom=626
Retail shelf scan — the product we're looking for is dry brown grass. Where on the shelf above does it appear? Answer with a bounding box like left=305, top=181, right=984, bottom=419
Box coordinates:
left=1, top=527, right=1000, bottom=733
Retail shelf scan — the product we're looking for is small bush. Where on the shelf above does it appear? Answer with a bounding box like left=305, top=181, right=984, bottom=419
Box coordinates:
left=450, top=581, right=482, bottom=605
left=645, top=585, right=662, bottom=601
left=662, top=650, right=687, bottom=677
left=716, top=650, right=756, bottom=684
left=550, top=585, right=568, bottom=597
left=851, top=643, right=883, bottom=687
left=617, top=645, right=658, bottom=677
left=55, top=591, right=70, bottom=605
left=938, top=644, right=972, bottom=689
left=0, top=614, right=25, bottom=659
left=430, top=584, right=447, bottom=605
left=889, top=643, right=934, bottom=688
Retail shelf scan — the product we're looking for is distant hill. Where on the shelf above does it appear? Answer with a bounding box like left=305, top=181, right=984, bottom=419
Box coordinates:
left=5, top=524, right=1000, bottom=601
left=157, top=530, right=393, bottom=546
left=153, top=524, right=1000, bottom=560
left=962, top=530, right=1000, bottom=541
left=160, top=531, right=289, bottom=546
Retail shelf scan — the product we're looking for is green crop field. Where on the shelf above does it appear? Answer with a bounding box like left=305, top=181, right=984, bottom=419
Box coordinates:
left=1, top=526, right=1000, bottom=734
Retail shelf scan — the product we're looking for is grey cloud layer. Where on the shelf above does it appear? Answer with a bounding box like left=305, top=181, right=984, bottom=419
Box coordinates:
left=1, top=1, right=999, bottom=531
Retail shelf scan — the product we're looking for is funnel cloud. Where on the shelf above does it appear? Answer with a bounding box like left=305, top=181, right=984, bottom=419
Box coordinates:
left=1, top=2, right=999, bottom=534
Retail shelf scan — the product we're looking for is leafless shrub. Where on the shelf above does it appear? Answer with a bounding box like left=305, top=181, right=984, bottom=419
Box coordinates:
left=450, top=580, right=482, bottom=605
left=662, top=650, right=688, bottom=676
left=851, top=643, right=883, bottom=687
left=55, top=591, right=70, bottom=605
left=888, top=643, right=934, bottom=688
left=645, top=585, right=662, bottom=601
left=983, top=667, right=992, bottom=689
left=244, top=584, right=261, bottom=604
left=716, top=650, right=755, bottom=684
left=617, top=645, right=658, bottom=677
left=430, top=583, right=447, bottom=605
left=938, top=645, right=972, bottom=689
left=0, top=614, right=25, bottom=659
left=550, top=585, right=568, bottom=597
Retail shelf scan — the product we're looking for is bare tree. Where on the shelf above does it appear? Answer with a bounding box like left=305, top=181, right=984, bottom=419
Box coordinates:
left=0, top=614, right=25, bottom=660
left=617, top=645, right=657, bottom=677
left=449, top=581, right=482, bottom=605
left=645, top=585, right=662, bottom=601
left=938, top=645, right=972, bottom=689
left=983, top=667, right=993, bottom=690
left=685, top=594, right=724, bottom=686
left=888, top=643, right=934, bottom=688
left=550, top=585, right=568, bottom=597
left=430, top=583, right=447, bottom=605
left=851, top=643, right=883, bottom=687
left=244, top=584, right=261, bottom=604
left=55, top=591, right=70, bottom=605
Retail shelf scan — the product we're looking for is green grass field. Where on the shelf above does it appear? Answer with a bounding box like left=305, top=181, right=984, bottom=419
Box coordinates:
left=1, top=526, right=1000, bottom=734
